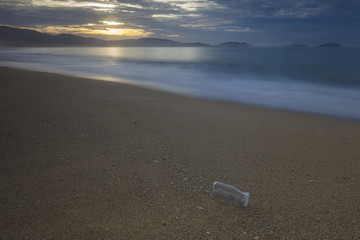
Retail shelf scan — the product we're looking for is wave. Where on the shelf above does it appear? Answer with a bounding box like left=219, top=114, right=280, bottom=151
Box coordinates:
left=1, top=47, right=360, bottom=120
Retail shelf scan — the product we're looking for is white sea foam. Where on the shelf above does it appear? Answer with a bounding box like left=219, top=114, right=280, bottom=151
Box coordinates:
left=1, top=47, right=360, bottom=120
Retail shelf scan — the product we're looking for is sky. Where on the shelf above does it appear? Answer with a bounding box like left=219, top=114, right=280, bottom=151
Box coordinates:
left=0, top=0, right=359, bottom=46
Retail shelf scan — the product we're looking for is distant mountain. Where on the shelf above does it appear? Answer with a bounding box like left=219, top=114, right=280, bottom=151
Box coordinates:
left=110, top=38, right=180, bottom=47
left=283, top=44, right=309, bottom=48
left=55, top=33, right=105, bottom=46
left=318, top=42, right=340, bottom=47
left=0, top=26, right=106, bottom=47
left=173, top=42, right=212, bottom=47
left=0, top=26, right=213, bottom=47
left=0, top=26, right=57, bottom=46
left=216, top=42, right=252, bottom=48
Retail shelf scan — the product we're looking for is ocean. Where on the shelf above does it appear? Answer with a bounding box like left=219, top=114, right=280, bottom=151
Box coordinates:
left=1, top=47, right=360, bottom=120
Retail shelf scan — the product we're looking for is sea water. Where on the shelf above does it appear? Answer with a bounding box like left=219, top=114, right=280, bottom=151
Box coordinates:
left=1, top=47, right=360, bottom=120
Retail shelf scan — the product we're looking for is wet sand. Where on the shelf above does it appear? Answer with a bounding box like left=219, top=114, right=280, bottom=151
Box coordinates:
left=1, top=66, right=360, bottom=239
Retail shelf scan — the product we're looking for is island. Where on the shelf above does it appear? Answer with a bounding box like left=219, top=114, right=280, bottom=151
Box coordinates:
left=215, top=41, right=252, bottom=48
left=317, top=42, right=341, bottom=47
left=283, top=44, right=309, bottom=48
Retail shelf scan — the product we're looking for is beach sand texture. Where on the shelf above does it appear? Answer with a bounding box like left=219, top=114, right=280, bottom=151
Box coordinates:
left=1, top=67, right=360, bottom=239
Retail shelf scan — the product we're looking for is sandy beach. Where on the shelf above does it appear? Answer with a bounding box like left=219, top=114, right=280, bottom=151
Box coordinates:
left=1, top=66, right=360, bottom=239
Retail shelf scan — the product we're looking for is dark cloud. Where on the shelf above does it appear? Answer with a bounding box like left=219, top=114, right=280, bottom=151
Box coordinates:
left=0, top=0, right=359, bottom=45
left=0, top=1, right=105, bottom=26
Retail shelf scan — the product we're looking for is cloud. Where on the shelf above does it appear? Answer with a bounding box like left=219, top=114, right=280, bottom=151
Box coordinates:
left=0, top=0, right=359, bottom=45
left=151, top=0, right=224, bottom=12
left=167, top=34, right=181, bottom=37
left=13, top=0, right=119, bottom=12
left=100, top=21, right=124, bottom=26
left=34, top=21, right=153, bottom=38
left=116, top=2, right=144, bottom=9
left=225, top=28, right=252, bottom=32
left=151, top=14, right=180, bottom=18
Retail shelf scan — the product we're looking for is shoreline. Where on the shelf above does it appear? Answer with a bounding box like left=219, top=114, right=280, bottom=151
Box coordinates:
left=2, top=64, right=360, bottom=123
left=1, top=66, right=360, bottom=239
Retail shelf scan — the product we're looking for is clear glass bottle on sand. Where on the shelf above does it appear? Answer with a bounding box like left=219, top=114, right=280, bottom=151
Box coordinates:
left=211, top=182, right=249, bottom=207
